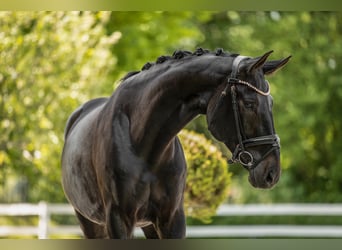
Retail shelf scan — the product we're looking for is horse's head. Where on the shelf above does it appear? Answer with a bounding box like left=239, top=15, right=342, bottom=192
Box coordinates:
left=207, top=51, right=291, bottom=189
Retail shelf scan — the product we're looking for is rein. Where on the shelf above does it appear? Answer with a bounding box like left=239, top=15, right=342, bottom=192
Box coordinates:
left=222, top=56, right=280, bottom=170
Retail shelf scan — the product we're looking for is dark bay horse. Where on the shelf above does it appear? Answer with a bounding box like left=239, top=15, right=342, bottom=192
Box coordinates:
left=61, top=48, right=291, bottom=238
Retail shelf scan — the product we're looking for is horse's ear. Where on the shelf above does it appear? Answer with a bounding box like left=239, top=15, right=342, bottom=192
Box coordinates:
left=247, top=50, right=274, bottom=73
left=263, top=55, right=292, bottom=75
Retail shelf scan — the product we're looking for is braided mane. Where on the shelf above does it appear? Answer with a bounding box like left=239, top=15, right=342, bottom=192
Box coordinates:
left=121, top=48, right=239, bottom=81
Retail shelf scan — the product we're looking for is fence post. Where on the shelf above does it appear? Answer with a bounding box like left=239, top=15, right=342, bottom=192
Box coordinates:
left=38, top=201, right=50, bottom=239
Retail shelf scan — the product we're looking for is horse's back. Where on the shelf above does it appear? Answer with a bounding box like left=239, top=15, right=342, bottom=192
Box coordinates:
left=62, top=97, right=108, bottom=224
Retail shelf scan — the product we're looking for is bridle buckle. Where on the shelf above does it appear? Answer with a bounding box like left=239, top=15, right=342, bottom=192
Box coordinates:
left=238, top=151, right=254, bottom=168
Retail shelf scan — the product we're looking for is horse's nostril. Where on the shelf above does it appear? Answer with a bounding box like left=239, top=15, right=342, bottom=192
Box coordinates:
left=265, top=170, right=275, bottom=185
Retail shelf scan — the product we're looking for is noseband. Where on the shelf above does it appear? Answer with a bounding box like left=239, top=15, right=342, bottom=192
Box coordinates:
left=222, top=56, right=280, bottom=170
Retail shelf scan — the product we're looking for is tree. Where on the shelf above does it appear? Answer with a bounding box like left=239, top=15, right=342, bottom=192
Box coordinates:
left=0, top=11, right=117, bottom=202
left=104, top=12, right=206, bottom=88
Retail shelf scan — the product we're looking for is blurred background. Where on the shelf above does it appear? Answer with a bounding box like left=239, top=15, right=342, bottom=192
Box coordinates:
left=1, top=11, right=342, bottom=238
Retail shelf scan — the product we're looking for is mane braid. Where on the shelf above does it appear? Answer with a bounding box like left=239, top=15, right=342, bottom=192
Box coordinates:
left=193, top=48, right=210, bottom=56
left=121, top=48, right=239, bottom=82
left=121, top=71, right=140, bottom=81
left=142, top=62, right=154, bottom=71
left=156, top=55, right=171, bottom=64
left=172, top=50, right=192, bottom=59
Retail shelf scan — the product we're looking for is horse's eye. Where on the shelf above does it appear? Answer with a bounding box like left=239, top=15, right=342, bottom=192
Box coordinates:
left=244, top=101, right=255, bottom=109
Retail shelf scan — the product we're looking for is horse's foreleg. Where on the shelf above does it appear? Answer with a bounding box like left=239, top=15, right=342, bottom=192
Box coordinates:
left=105, top=204, right=135, bottom=239
left=142, top=224, right=160, bottom=239
left=156, top=208, right=186, bottom=239
left=75, top=210, right=107, bottom=238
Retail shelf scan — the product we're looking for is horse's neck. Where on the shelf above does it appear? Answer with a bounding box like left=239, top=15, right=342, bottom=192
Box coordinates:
left=126, top=55, right=233, bottom=164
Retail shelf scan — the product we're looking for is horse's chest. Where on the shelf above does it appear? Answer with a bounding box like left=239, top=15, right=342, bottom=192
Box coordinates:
left=122, top=168, right=185, bottom=221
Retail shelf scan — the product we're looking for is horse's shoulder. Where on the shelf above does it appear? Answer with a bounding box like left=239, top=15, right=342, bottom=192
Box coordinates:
left=64, top=97, right=108, bottom=140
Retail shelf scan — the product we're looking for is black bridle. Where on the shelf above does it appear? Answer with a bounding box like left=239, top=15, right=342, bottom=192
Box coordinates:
left=222, top=56, right=280, bottom=170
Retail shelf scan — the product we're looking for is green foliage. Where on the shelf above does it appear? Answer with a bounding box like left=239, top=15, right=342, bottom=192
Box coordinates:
left=104, top=12, right=205, bottom=88
left=0, top=11, right=117, bottom=202
left=179, top=130, right=231, bottom=223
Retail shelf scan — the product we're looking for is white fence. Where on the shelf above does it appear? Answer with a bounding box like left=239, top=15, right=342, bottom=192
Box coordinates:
left=1, top=202, right=342, bottom=238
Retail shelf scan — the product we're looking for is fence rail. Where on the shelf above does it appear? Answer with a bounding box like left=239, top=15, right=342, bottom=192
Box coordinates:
left=1, top=202, right=342, bottom=238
